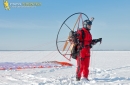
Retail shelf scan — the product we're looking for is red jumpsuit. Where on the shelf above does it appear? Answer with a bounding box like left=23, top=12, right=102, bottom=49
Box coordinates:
left=76, top=27, right=92, bottom=79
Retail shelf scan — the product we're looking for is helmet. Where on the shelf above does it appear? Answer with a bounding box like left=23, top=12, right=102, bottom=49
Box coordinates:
left=83, top=20, right=92, bottom=28
left=83, top=17, right=94, bottom=29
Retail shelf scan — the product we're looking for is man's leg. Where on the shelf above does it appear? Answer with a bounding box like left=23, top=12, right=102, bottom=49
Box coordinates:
left=83, top=57, right=90, bottom=79
left=76, top=57, right=83, bottom=81
left=76, top=48, right=86, bottom=81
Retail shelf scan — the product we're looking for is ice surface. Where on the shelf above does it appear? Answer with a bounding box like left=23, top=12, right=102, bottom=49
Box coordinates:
left=0, top=51, right=130, bottom=85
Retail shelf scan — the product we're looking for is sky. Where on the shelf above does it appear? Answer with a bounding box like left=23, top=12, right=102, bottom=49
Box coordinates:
left=0, top=0, right=130, bottom=51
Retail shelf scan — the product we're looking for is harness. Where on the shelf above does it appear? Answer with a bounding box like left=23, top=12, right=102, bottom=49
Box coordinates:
left=71, top=29, right=85, bottom=59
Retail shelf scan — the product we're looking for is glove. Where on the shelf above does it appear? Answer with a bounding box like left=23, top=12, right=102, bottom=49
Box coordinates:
left=91, top=38, right=102, bottom=45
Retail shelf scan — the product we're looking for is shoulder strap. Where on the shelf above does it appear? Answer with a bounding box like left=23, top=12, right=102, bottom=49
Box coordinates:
left=81, top=30, right=85, bottom=40
left=81, top=29, right=85, bottom=47
left=78, top=28, right=85, bottom=40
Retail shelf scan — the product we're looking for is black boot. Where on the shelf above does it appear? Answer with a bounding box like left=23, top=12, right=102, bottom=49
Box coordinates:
left=76, top=77, right=80, bottom=81
left=83, top=77, right=90, bottom=81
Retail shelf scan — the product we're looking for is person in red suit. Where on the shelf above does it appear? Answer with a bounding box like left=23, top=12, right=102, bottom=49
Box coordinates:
left=70, top=18, right=102, bottom=81
left=75, top=19, right=93, bottom=81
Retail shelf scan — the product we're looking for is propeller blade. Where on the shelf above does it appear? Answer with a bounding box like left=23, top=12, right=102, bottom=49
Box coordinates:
left=69, top=44, right=74, bottom=51
left=63, top=37, right=69, bottom=51
left=62, top=14, right=82, bottom=52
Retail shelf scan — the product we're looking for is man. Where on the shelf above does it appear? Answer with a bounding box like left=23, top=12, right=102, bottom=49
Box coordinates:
left=76, top=19, right=92, bottom=81
left=70, top=18, right=102, bottom=81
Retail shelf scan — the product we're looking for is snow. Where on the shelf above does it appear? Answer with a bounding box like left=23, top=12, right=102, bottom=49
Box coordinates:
left=0, top=51, right=130, bottom=85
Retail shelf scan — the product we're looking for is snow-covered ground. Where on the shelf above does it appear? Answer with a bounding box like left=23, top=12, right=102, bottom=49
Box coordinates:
left=0, top=51, right=130, bottom=85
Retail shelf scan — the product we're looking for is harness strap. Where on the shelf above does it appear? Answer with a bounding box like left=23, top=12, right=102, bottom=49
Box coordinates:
left=81, top=30, right=85, bottom=48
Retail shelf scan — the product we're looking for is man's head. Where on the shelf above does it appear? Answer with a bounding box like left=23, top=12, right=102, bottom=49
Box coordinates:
left=83, top=17, right=94, bottom=30
left=83, top=20, right=92, bottom=30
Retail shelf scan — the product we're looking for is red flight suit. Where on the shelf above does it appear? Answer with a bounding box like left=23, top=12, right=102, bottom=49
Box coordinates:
left=76, top=27, right=92, bottom=79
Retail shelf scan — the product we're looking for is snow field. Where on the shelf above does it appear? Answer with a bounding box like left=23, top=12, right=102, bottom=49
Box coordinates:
left=0, top=51, right=130, bottom=85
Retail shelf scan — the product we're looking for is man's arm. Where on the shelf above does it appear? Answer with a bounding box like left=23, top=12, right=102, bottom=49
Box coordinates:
left=90, top=38, right=102, bottom=48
